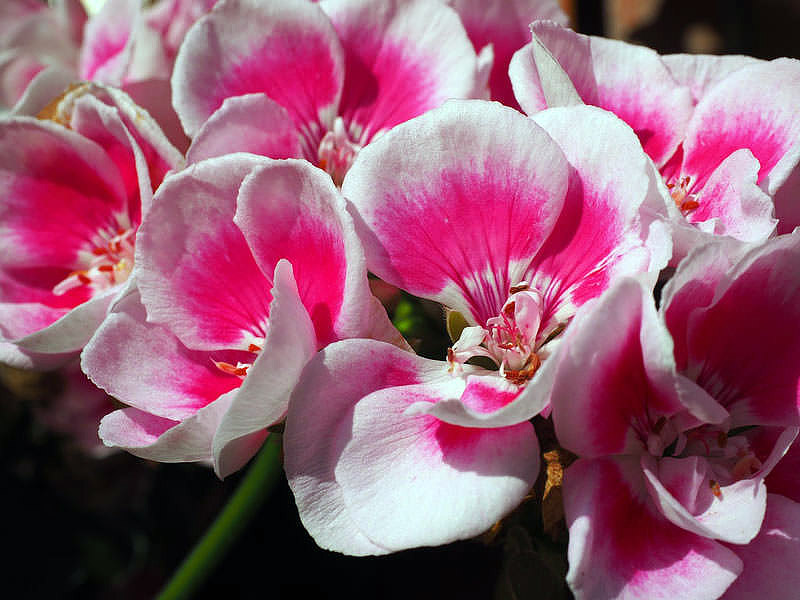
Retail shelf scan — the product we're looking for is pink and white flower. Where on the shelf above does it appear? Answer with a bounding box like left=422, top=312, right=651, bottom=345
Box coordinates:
left=548, top=232, right=800, bottom=599
left=510, top=21, right=800, bottom=256
left=83, top=154, right=402, bottom=476
left=283, top=99, right=669, bottom=554
left=174, top=0, right=484, bottom=184
left=0, top=82, right=180, bottom=369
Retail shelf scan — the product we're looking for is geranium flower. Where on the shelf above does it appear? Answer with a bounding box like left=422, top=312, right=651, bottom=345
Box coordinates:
left=547, top=232, right=800, bottom=599
left=0, top=82, right=180, bottom=369
left=283, top=99, right=669, bottom=554
left=174, top=0, right=485, bottom=184
left=510, top=21, right=800, bottom=256
left=83, top=154, right=403, bottom=476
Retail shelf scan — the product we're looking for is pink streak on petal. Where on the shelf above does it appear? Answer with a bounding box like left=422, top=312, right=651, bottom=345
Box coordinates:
left=681, top=58, right=800, bottom=193
left=172, top=0, right=343, bottom=139
left=450, top=0, right=568, bottom=108
left=234, top=160, right=348, bottom=346
left=0, top=119, right=128, bottom=272
left=344, top=100, right=568, bottom=326
left=459, top=375, right=521, bottom=413
left=322, top=0, right=478, bottom=142
left=81, top=289, right=243, bottom=422
left=136, top=154, right=273, bottom=351
left=685, top=233, right=800, bottom=427
left=564, top=456, right=741, bottom=600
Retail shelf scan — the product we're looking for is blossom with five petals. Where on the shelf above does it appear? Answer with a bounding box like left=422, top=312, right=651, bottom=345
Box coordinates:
left=83, top=154, right=402, bottom=476
left=174, top=0, right=485, bottom=185
left=548, top=233, right=800, bottom=599
left=283, top=99, right=670, bottom=554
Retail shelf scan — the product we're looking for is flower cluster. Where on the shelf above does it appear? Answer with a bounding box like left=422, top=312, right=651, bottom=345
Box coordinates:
left=2, top=1, right=799, bottom=598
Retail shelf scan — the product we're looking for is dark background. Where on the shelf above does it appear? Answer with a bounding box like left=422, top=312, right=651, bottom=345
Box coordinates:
left=4, top=1, right=800, bottom=598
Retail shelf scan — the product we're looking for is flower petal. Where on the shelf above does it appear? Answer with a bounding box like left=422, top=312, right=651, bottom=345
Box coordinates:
left=185, top=93, right=304, bottom=165
left=98, top=390, right=236, bottom=463
left=321, top=0, right=478, bottom=142
left=680, top=58, right=800, bottom=195
left=337, top=380, right=539, bottom=551
left=564, top=455, right=741, bottom=600
left=172, top=0, right=344, bottom=138
left=234, top=159, right=362, bottom=345
left=284, top=338, right=446, bottom=556
left=723, top=494, right=800, bottom=600
left=81, top=287, right=241, bottom=422
left=682, top=232, right=800, bottom=427
left=344, top=99, right=569, bottom=325
left=517, top=21, right=694, bottom=167
left=212, top=260, right=316, bottom=478
left=135, top=153, right=272, bottom=351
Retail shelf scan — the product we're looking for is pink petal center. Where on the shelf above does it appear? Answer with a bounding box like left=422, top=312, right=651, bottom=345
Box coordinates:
left=316, top=116, right=361, bottom=187
left=449, top=282, right=545, bottom=385
left=52, top=224, right=135, bottom=297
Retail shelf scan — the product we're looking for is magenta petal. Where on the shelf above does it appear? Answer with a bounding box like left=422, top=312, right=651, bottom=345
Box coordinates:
left=186, top=94, right=304, bottom=165
left=344, top=99, right=569, bottom=325
left=564, top=456, right=741, bottom=600
left=0, top=118, right=128, bottom=271
left=682, top=232, right=800, bottom=427
left=172, top=0, right=344, bottom=138
left=81, top=289, right=241, bottom=422
left=660, top=237, right=752, bottom=372
left=450, top=0, right=567, bottom=108
left=234, top=159, right=352, bottom=346
left=528, top=106, right=668, bottom=329
left=337, top=380, right=539, bottom=551
left=680, top=58, right=800, bottom=194
left=212, top=260, right=317, bottom=478
left=550, top=279, right=684, bottom=458
left=723, top=494, right=800, bottom=600
left=135, top=154, right=273, bottom=351
left=321, top=0, right=478, bottom=142
left=685, top=148, right=776, bottom=243
left=285, top=339, right=445, bottom=555
left=525, top=21, right=694, bottom=167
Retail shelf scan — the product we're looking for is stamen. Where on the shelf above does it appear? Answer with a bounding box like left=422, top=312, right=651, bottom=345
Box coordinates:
left=709, top=479, right=723, bottom=500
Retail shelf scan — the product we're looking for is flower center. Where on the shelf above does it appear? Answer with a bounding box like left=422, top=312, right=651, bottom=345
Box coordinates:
left=53, top=227, right=136, bottom=296
left=317, top=117, right=361, bottom=186
left=646, top=417, right=763, bottom=499
left=214, top=342, right=263, bottom=379
left=667, top=175, right=699, bottom=215
left=448, top=282, right=544, bottom=385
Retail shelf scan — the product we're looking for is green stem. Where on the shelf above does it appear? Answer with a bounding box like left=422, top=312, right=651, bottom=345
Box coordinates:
left=156, top=434, right=283, bottom=600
